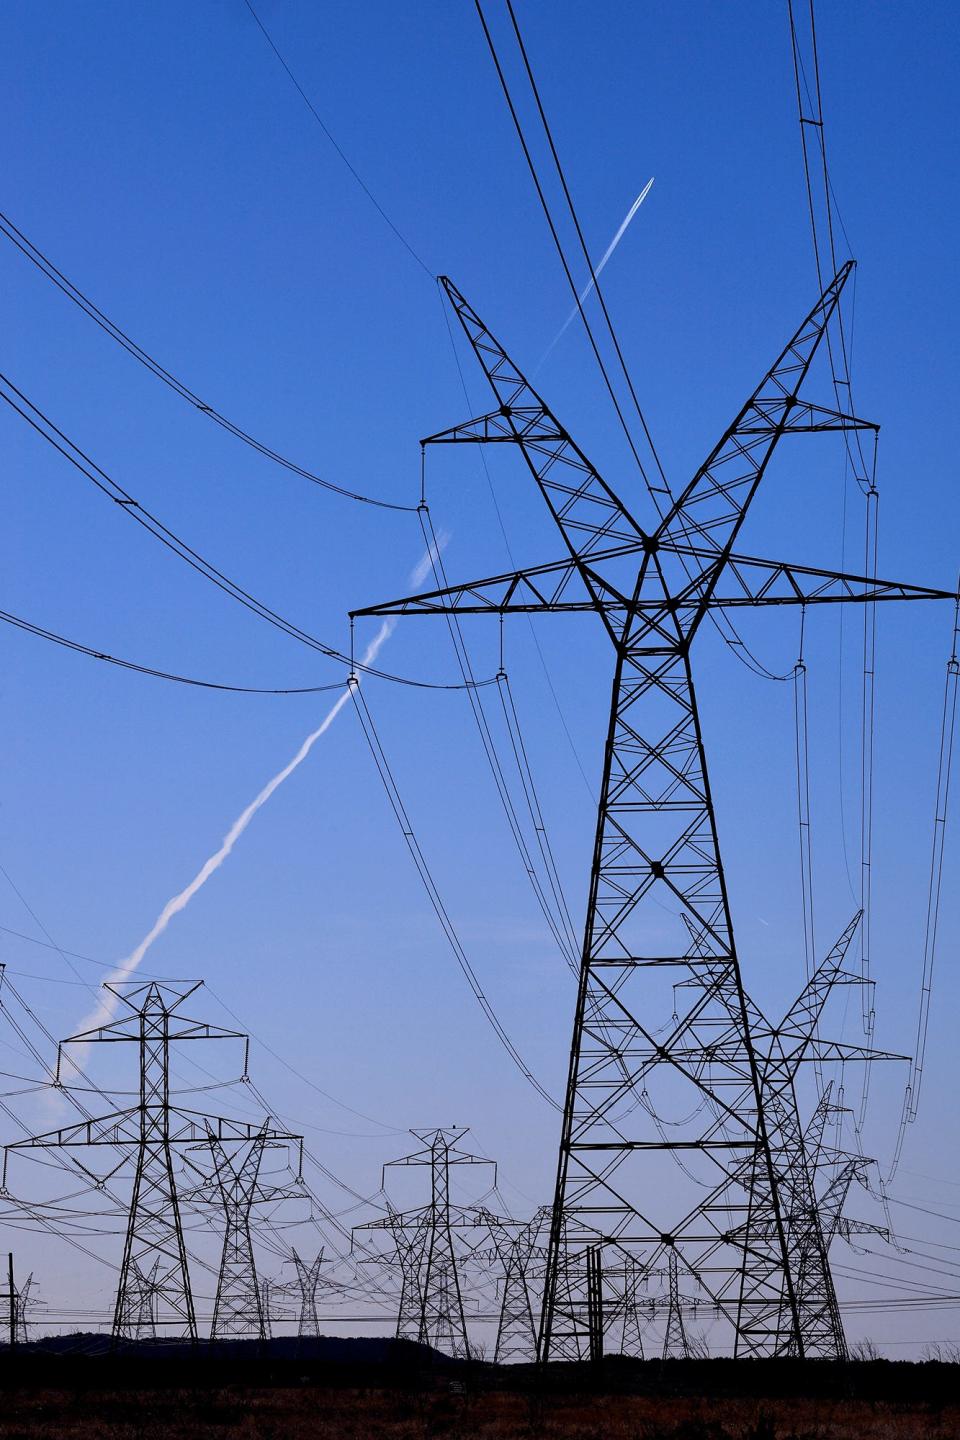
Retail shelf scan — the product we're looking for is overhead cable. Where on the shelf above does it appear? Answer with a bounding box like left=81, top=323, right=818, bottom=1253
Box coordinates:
left=0, top=369, right=487, bottom=692
left=0, top=605, right=347, bottom=695
left=350, top=682, right=560, bottom=1111
left=0, top=210, right=414, bottom=512
left=240, top=0, right=434, bottom=283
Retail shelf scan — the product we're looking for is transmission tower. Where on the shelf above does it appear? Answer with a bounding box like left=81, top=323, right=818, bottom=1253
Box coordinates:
left=662, top=1252, right=689, bottom=1360
left=618, top=1256, right=647, bottom=1359
left=288, top=1248, right=324, bottom=1338
left=354, top=266, right=954, bottom=1359
left=356, top=1128, right=494, bottom=1359
left=4, top=979, right=294, bottom=1341
left=685, top=909, right=893, bottom=1358
left=1, top=1267, right=39, bottom=1346
left=207, top=1126, right=273, bottom=1342
left=484, top=1207, right=548, bottom=1364
left=15, top=1273, right=37, bottom=1345
left=117, top=1258, right=160, bottom=1341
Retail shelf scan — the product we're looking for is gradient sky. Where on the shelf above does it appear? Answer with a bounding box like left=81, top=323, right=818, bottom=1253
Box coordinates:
left=2, top=1, right=960, bottom=1353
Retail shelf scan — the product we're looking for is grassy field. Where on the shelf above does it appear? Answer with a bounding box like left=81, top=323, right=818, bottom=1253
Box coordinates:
left=1, top=1385, right=958, bottom=1440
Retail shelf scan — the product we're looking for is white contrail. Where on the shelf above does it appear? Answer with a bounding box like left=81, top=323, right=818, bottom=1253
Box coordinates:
left=73, top=546, right=441, bottom=1041
left=539, top=177, right=654, bottom=365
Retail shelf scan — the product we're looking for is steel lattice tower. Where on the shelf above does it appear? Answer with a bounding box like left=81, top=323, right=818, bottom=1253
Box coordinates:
left=355, top=263, right=956, bottom=1359
left=5, top=979, right=300, bottom=1341
left=618, top=1257, right=647, bottom=1359
left=662, top=1252, right=689, bottom=1359
left=485, top=1207, right=547, bottom=1364
left=289, top=1248, right=324, bottom=1338
left=117, top=1258, right=160, bottom=1341
left=207, top=1127, right=270, bottom=1342
left=356, top=1127, right=494, bottom=1358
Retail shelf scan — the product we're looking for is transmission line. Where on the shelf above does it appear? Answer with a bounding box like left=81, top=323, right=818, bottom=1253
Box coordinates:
left=417, top=502, right=578, bottom=973
left=350, top=682, right=560, bottom=1112
left=240, top=0, right=434, bottom=283
left=0, top=210, right=414, bottom=512
left=502, top=0, right=669, bottom=500
left=0, top=605, right=347, bottom=695
left=0, top=369, right=488, bottom=692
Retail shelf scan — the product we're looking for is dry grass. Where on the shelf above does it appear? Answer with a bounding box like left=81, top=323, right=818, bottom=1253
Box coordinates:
left=0, top=1386, right=957, bottom=1440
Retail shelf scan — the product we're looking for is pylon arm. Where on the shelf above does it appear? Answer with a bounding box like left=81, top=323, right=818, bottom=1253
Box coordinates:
left=763, top=1040, right=908, bottom=1068
left=422, top=408, right=566, bottom=446
left=5, top=1106, right=142, bottom=1150
left=738, top=400, right=878, bottom=433
left=662, top=547, right=957, bottom=608
left=353, top=548, right=955, bottom=619
left=836, top=1218, right=889, bottom=1240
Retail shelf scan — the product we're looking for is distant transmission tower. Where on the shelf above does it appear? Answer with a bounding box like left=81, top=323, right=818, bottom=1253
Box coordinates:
left=5, top=979, right=297, bottom=1341
left=355, top=266, right=952, bottom=1358
left=618, top=1257, right=647, bottom=1360
left=205, top=1124, right=298, bottom=1342
left=356, top=1128, right=494, bottom=1358
left=288, top=1248, right=324, bottom=1338
left=118, top=1258, right=160, bottom=1341
left=662, top=1252, right=689, bottom=1360
left=485, top=1207, right=548, bottom=1364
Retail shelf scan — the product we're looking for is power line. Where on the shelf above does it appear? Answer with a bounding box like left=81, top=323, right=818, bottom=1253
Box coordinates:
left=503, top=0, right=669, bottom=502
left=350, top=682, right=560, bottom=1112
left=472, top=0, right=656, bottom=494
left=0, top=369, right=487, bottom=692
left=240, top=0, right=434, bottom=283
left=0, top=605, right=347, bottom=695
left=0, top=210, right=414, bottom=512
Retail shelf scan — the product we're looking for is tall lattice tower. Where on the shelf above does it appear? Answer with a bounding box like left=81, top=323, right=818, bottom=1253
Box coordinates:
left=355, top=263, right=951, bottom=1358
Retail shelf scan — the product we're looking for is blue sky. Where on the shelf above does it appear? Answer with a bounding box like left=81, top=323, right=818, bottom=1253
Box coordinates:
left=2, top=1, right=960, bottom=1351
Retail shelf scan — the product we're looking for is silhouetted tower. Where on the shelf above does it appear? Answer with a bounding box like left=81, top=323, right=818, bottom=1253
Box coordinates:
left=15, top=1274, right=36, bottom=1345
left=118, top=1258, right=159, bottom=1341
left=356, top=1128, right=494, bottom=1358
left=260, top=1276, right=273, bottom=1339
left=4, top=979, right=295, bottom=1341
left=357, top=234, right=954, bottom=1357
left=485, top=1207, right=547, bottom=1364
left=1, top=1268, right=39, bottom=1346
left=738, top=914, right=896, bottom=1357
left=289, top=1248, right=324, bottom=1338
left=619, top=1257, right=647, bottom=1359
left=662, top=1252, right=689, bottom=1360
left=208, top=1127, right=270, bottom=1341
left=585, top=1244, right=604, bottom=1363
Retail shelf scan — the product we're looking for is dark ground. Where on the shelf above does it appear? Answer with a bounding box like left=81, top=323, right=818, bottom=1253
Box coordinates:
left=0, top=1338, right=957, bottom=1438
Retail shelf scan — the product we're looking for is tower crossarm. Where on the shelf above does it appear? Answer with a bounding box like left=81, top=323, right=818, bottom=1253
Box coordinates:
left=737, top=400, right=877, bottom=434
left=422, top=408, right=567, bottom=446
left=353, top=550, right=954, bottom=620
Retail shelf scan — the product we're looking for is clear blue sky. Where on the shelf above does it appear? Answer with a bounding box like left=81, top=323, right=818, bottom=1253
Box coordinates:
left=2, top=1, right=959, bottom=1351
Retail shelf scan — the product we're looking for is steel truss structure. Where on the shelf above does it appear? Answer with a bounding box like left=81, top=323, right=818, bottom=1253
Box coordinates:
left=118, top=1258, right=160, bottom=1341
left=355, top=266, right=956, bottom=1360
left=4, top=980, right=301, bottom=1341
left=200, top=1123, right=299, bottom=1342
left=483, top=1206, right=548, bottom=1364
left=288, top=1248, right=325, bottom=1338
left=356, top=1128, right=495, bottom=1359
